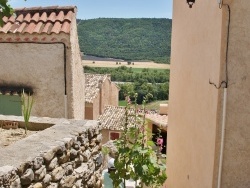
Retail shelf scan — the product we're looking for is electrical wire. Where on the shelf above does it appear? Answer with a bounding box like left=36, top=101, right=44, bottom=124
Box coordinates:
left=209, top=3, right=230, bottom=89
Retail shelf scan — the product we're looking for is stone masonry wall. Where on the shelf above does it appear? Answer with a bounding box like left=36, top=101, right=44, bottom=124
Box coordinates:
left=0, top=117, right=103, bottom=188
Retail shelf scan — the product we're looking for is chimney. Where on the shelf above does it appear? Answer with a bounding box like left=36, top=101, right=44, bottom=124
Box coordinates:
left=159, top=104, right=168, bottom=115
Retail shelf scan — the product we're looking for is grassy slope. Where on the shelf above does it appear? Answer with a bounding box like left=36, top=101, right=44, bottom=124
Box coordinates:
left=144, top=100, right=168, bottom=110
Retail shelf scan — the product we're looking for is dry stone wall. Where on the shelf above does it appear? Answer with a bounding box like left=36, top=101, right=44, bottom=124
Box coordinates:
left=0, top=117, right=103, bottom=188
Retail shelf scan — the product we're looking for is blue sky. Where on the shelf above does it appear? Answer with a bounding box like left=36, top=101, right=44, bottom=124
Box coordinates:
left=9, top=0, right=172, bottom=20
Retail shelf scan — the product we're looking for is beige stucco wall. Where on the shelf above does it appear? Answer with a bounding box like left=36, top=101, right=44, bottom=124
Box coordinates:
left=100, top=79, right=110, bottom=114
left=0, top=13, right=84, bottom=120
left=167, top=0, right=223, bottom=188
left=0, top=43, right=65, bottom=118
left=110, top=83, right=119, bottom=106
left=85, top=103, right=93, bottom=120
left=101, top=129, right=122, bottom=144
left=85, top=92, right=101, bottom=120
left=85, top=77, right=119, bottom=120
left=93, top=92, right=100, bottom=120
left=68, top=14, right=85, bottom=119
left=216, top=1, right=250, bottom=187
left=101, top=129, right=110, bottom=144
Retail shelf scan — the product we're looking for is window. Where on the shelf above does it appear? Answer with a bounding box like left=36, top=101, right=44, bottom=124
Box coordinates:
left=109, top=131, right=121, bottom=140
left=0, top=95, right=22, bottom=116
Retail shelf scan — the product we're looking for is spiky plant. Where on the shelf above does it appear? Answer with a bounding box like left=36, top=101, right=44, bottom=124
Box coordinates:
left=21, top=90, right=34, bottom=134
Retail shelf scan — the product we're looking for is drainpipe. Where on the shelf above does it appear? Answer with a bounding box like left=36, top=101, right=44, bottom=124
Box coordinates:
left=0, top=41, right=68, bottom=118
left=217, top=88, right=227, bottom=188
left=217, top=3, right=230, bottom=188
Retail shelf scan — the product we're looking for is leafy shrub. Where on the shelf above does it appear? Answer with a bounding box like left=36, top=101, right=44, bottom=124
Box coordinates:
left=110, top=94, right=167, bottom=187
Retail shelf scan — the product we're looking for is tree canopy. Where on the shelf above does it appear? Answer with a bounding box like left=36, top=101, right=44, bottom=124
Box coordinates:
left=0, top=0, right=13, bottom=26
left=77, top=18, right=172, bottom=64
left=84, top=66, right=170, bottom=104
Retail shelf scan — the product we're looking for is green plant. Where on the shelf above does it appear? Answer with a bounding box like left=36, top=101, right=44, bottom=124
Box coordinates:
left=102, top=146, right=110, bottom=168
left=21, top=90, right=34, bottom=134
left=0, top=0, right=14, bottom=26
left=110, top=93, right=167, bottom=188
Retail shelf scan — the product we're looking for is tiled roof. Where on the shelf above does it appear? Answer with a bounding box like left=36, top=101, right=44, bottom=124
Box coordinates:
left=98, top=105, right=168, bottom=131
left=0, top=90, right=20, bottom=96
left=0, top=86, right=33, bottom=96
left=85, top=73, right=109, bottom=103
left=145, top=113, right=168, bottom=128
left=98, top=106, right=136, bottom=131
left=0, top=6, right=76, bottom=34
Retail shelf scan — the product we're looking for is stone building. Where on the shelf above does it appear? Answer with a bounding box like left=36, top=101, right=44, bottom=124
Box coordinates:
left=98, top=105, right=168, bottom=152
left=85, top=73, right=119, bottom=120
left=167, top=1, right=250, bottom=188
left=0, top=6, right=84, bottom=119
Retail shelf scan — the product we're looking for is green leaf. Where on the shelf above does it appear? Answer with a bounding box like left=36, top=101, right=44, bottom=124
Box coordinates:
left=142, top=165, right=148, bottom=172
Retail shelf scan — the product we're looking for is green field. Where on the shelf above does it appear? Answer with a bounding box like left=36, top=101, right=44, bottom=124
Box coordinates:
left=84, top=66, right=170, bottom=83
left=131, top=68, right=168, bottom=73
left=119, top=100, right=168, bottom=111
left=119, top=100, right=127, bottom=106
left=85, top=66, right=168, bottom=73
left=143, top=100, right=168, bottom=110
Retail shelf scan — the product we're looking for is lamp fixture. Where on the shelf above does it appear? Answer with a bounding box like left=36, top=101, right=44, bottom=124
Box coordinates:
left=187, top=0, right=195, bottom=8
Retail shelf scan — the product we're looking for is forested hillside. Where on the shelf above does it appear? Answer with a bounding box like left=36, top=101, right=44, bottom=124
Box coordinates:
left=77, top=18, right=172, bottom=64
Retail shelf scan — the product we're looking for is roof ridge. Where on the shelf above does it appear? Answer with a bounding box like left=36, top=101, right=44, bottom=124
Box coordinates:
left=0, top=5, right=74, bottom=35
left=15, top=6, right=76, bottom=13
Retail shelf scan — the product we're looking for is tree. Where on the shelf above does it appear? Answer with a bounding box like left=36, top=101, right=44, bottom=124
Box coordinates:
left=77, top=18, right=171, bottom=63
left=0, top=0, right=14, bottom=26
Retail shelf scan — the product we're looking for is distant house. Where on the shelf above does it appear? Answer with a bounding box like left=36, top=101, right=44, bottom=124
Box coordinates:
left=0, top=6, right=84, bottom=119
left=98, top=105, right=168, bottom=153
left=85, top=73, right=119, bottom=120
left=167, top=1, right=250, bottom=188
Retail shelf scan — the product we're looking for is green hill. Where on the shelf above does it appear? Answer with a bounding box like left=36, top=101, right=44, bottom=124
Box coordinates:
left=77, top=18, right=172, bottom=64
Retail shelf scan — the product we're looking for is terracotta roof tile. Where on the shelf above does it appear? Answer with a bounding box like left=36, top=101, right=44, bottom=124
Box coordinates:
left=39, top=12, right=47, bottom=22
left=85, top=73, right=110, bottom=103
left=1, top=22, right=12, bottom=33
left=9, top=23, right=20, bottom=33
left=8, top=15, right=16, bottom=23
left=33, top=22, right=43, bottom=33
left=0, top=86, right=33, bottom=96
left=145, top=113, right=168, bottom=128
left=51, top=21, right=62, bottom=34
left=16, top=22, right=27, bottom=33
left=0, top=6, right=76, bottom=34
left=24, top=22, right=36, bottom=34
left=64, top=11, right=73, bottom=22
left=48, top=12, right=56, bottom=22
left=16, top=14, right=24, bottom=22
left=24, top=13, right=31, bottom=22
left=31, top=12, right=40, bottom=22
left=42, top=22, right=53, bottom=34
left=98, top=106, right=168, bottom=131
left=57, top=11, right=65, bottom=22
left=2, top=16, right=8, bottom=23
left=98, top=106, right=136, bottom=131
left=61, top=21, right=70, bottom=33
